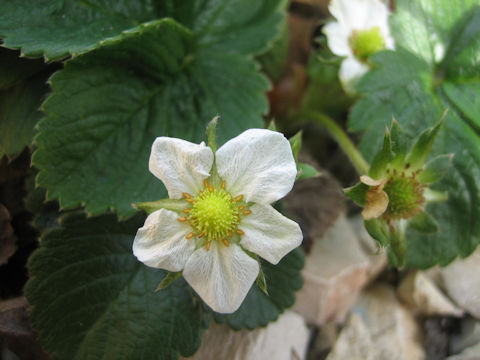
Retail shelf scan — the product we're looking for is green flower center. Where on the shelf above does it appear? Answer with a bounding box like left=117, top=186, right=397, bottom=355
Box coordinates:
left=190, top=187, right=240, bottom=241
left=349, top=27, right=386, bottom=62
left=383, top=171, right=425, bottom=220
left=178, top=180, right=250, bottom=250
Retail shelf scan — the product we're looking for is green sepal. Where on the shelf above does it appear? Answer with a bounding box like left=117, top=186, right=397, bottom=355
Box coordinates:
left=256, top=266, right=269, bottom=296
left=369, top=126, right=394, bottom=179
left=417, top=154, right=453, bottom=184
left=389, top=120, right=409, bottom=170
left=409, top=211, right=439, bottom=234
left=297, top=163, right=321, bottom=180
left=344, top=182, right=369, bottom=206
left=267, top=120, right=277, bottom=131
left=289, top=131, right=302, bottom=162
left=133, top=199, right=186, bottom=214
left=364, top=218, right=389, bottom=247
left=424, top=188, right=449, bottom=203
left=405, top=120, right=443, bottom=171
left=207, top=116, right=219, bottom=153
left=156, top=271, right=183, bottom=292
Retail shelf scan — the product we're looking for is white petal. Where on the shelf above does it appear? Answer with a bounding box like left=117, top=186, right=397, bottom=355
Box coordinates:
left=323, top=21, right=352, bottom=57
left=339, top=57, right=369, bottom=95
left=149, top=137, right=214, bottom=199
left=329, top=0, right=389, bottom=30
left=183, top=242, right=259, bottom=313
left=133, top=209, right=195, bottom=272
left=216, top=129, right=297, bottom=204
left=239, top=204, right=302, bottom=265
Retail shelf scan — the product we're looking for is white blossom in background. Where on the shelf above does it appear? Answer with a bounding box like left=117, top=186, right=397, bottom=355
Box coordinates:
left=133, top=128, right=303, bottom=313
left=323, top=0, right=394, bottom=94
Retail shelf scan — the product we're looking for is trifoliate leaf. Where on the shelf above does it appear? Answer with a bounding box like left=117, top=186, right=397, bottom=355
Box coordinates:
left=213, top=247, right=304, bottom=330
left=25, top=212, right=203, bottom=360
left=350, top=0, right=480, bottom=267
left=33, top=19, right=270, bottom=217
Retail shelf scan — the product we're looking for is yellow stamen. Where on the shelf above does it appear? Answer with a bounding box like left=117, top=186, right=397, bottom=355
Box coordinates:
left=234, top=195, right=244, bottom=202
left=208, top=185, right=214, bottom=192
left=185, top=198, right=195, bottom=204
left=243, top=210, right=252, bottom=216
left=186, top=232, right=195, bottom=239
left=182, top=208, right=191, bottom=214
left=238, top=205, right=245, bottom=210
left=204, top=179, right=209, bottom=188
left=222, top=238, right=230, bottom=247
left=177, top=216, right=188, bottom=222
left=236, top=229, right=245, bottom=235
left=206, top=241, right=211, bottom=251
left=198, top=232, right=205, bottom=238
left=221, top=180, right=226, bottom=189
left=228, top=231, right=233, bottom=238
left=182, top=192, right=192, bottom=199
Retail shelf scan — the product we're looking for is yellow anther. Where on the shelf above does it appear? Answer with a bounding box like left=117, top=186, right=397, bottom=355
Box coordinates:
left=182, top=208, right=191, bottom=214
left=208, top=185, right=214, bottom=192
left=222, top=238, right=230, bottom=247
left=243, top=210, right=252, bottom=216
left=236, top=229, right=245, bottom=235
left=228, top=231, right=233, bottom=238
left=234, top=195, right=244, bottom=202
left=182, top=192, right=192, bottom=199
left=185, top=198, right=195, bottom=204
left=204, top=179, right=209, bottom=188
left=221, top=180, right=226, bottom=189
left=177, top=216, right=188, bottom=222
left=186, top=232, right=195, bottom=239
left=238, top=205, right=245, bottom=210
left=206, top=241, right=211, bottom=251
left=198, top=232, right=205, bottom=238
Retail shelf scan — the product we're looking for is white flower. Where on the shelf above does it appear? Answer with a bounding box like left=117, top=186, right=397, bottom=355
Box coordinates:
left=133, top=129, right=303, bottom=313
left=323, top=0, right=394, bottom=94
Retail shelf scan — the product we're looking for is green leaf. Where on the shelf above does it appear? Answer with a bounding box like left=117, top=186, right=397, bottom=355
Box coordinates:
left=33, top=19, right=270, bottom=217
left=417, top=154, right=453, bottom=184
left=440, top=6, right=480, bottom=70
left=25, top=212, right=203, bottom=359
left=0, top=0, right=286, bottom=60
left=0, top=48, right=52, bottom=157
left=213, top=247, right=304, bottom=330
left=349, top=0, right=480, bottom=267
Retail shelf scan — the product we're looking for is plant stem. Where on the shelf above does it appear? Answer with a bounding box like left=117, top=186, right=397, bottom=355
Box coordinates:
left=300, top=111, right=370, bottom=175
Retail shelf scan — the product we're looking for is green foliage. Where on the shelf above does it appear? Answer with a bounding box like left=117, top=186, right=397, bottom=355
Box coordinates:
left=29, top=0, right=285, bottom=217
left=213, top=247, right=304, bottom=330
left=0, top=48, right=52, bottom=158
left=349, top=0, right=480, bottom=268
left=0, top=0, right=286, bottom=60
left=25, top=212, right=204, bottom=360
